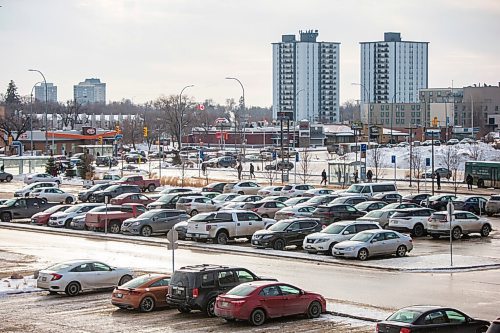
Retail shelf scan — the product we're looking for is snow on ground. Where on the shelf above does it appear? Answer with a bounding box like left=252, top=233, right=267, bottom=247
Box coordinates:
left=327, top=301, right=392, bottom=322
left=0, top=276, right=39, bottom=296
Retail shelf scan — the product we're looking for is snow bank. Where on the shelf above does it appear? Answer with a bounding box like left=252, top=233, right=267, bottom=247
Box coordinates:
left=0, top=276, right=40, bottom=296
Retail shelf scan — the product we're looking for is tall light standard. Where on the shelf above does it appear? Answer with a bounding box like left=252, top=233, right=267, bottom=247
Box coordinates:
left=470, top=95, right=475, bottom=139
left=293, top=89, right=305, bottom=183
left=390, top=92, right=401, bottom=144
left=29, top=82, right=43, bottom=156
left=351, top=83, right=370, bottom=141
left=178, top=85, right=194, bottom=150
left=28, top=69, right=48, bottom=154
left=225, top=77, right=245, bottom=151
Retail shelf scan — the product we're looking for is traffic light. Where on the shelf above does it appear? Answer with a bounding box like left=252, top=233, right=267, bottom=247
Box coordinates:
left=98, top=136, right=103, bottom=145
left=143, top=126, right=148, bottom=138
left=115, top=125, right=121, bottom=134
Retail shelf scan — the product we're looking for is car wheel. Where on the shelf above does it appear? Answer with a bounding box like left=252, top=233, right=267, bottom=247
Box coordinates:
left=178, top=306, right=191, bottom=313
left=452, top=227, right=462, bottom=240
left=41, top=198, right=47, bottom=204
left=412, top=224, right=425, bottom=237
left=1, top=212, right=11, bottom=222
left=396, top=245, right=407, bottom=257
left=89, top=196, right=96, bottom=203
left=64, top=219, right=73, bottom=229
left=357, top=248, right=369, bottom=261
left=139, top=297, right=155, bottom=312
left=273, top=239, right=285, bottom=251
left=480, top=224, right=491, bottom=237
left=5, top=175, right=12, bottom=182
left=65, top=197, right=73, bottom=204
left=148, top=184, right=156, bottom=192
left=250, top=308, right=266, bottom=326
left=119, top=275, right=133, bottom=285
left=215, top=231, right=229, bottom=245
left=109, top=221, right=121, bottom=234
left=141, top=225, right=153, bottom=237
left=307, top=301, right=322, bottom=319
left=205, top=297, right=216, bottom=317
left=190, top=210, right=198, bottom=217
left=328, top=242, right=337, bottom=256
left=65, top=281, right=81, bottom=296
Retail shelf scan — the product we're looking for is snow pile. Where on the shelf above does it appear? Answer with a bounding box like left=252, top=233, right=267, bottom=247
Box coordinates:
left=0, top=276, right=40, bottom=296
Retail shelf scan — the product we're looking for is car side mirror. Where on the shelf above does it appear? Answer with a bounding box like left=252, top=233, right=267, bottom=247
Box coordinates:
left=299, top=290, right=305, bottom=295
left=343, top=231, right=350, bottom=235
left=371, top=239, right=377, bottom=243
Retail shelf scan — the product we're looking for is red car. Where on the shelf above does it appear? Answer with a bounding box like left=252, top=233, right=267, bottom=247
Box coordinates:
left=30, top=204, right=72, bottom=225
left=214, top=281, right=326, bottom=326
left=110, top=193, right=154, bottom=206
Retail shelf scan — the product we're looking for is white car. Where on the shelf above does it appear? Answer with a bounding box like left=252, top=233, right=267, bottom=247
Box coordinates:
left=283, top=197, right=311, bottom=207
left=303, top=221, right=381, bottom=254
left=274, top=205, right=316, bottom=221
left=447, top=138, right=460, bottom=145
left=257, top=186, right=284, bottom=197
left=48, top=203, right=102, bottom=228
left=280, top=184, right=315, bottom=198
left=427, top=210, right=492, bottom=240
left=220, top=195, right=263, bottom=210
left=30, top=188, right=77, bottom=204
left=37, top=259, right=134, bottom=296
left=387, top=208, right=435, bottom=237
left=211, top=193, right=240, bottom=206
left=14, top=182, right=59, bottom=198
left=230, top=181, right=262, bottom=195
left=24, top=173, right=61, bottom=185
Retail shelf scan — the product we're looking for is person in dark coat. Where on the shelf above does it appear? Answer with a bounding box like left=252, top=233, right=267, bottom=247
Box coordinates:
left=354, top=170, right=359, bottom=183
left=249, top=163, right=255, bottom=178
left=436, top=172, right=441, bottom=190
left=367, top=169, right=373, bottom=182
left=321, top=169, right=327, bottom=185
left=237, top=163, right=243, bottom=180
left=466, top=174, right=473, bottom=190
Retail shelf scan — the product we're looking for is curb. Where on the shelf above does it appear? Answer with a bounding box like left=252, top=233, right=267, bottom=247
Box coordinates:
left=2, top=222, right=500, bottom=273
left=326, top=310, right=380, bottom=323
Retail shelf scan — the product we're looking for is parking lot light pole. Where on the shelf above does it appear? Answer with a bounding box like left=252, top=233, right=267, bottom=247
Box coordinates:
left=28, top=69, right=48, bottom=154
left=30, top=82, right=42, bottom=155
left=178, top=85, right=194, bottom=151
left=225, top=77, right=245, bottom=154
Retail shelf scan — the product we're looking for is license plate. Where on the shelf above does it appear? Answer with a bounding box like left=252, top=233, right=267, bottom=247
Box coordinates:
left=42, top=277, right=47, bottom=282
left=116, top=293, right=123, bottom=298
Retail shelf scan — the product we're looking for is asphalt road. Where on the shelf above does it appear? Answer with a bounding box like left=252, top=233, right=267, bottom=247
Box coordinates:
left=0, top=229, right=499, bottom=320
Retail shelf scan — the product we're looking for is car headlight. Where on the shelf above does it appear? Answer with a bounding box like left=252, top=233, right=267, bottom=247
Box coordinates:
left=132, top=222, right=141, bottom=226
left=344, top=247, right=354, bottom=251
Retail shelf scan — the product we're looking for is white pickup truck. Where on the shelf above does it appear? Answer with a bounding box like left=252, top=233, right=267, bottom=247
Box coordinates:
left=186, top=210, right=276, bottom=245
left=83, top=174, right=121, bottom=189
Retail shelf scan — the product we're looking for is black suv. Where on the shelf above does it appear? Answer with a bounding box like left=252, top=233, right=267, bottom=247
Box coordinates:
left=95, top=156, right=118, bottom=167
left=264, top=161, right=294, bottom=171
left=90, top=184, right=141, bottom=203
left=167, top=264, right=275, bottom=317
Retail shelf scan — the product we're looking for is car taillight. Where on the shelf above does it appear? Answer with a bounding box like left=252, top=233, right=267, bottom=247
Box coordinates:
left=50, top=273, right=63, bottom=281
left=230, top=300, right=245, bottom=306
left=192, top=288, right=199, bottom=298
left=400, top=328, right=412, bottom=333
left=206, top=225, right=211, bottom=231
left=128, top=290, right=141, bottom=295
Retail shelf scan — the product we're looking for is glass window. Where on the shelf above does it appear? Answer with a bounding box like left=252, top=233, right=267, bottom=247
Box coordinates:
left=235, top=270, right=255, bottom=283
left=201, top=273, right=215, bottom=287
left=216, top=212, right=233, bottom=221
left=445, top=310, right=466, bottom=323
left=217, top=271, right=237, bottom=285
left=424, top=311, right=447, bottom=325
left=150, top=278, right=170, bottom=287
left=70, top=263, right=92, bottom=272
left=279, top=284, right=301, bottom=295
left=259, top=285, right=281, bottom=297
left=287, top=222, right=300, bottom=231
left=344, top=225, right=356, bottom=234
left=385, top=232, right=399, bottom=240
left=92, top=262, right=111, bottom=271
left=299, top=221, right=316, bottom=229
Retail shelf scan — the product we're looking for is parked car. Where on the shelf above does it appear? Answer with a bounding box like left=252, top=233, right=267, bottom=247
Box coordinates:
left=421, top=167, right=452, bottom=179
left=203, top=156, right=237, bottom=168
left=251, top=218, right=323, bottom=250
left=30, top=188, right=76, bottom=204
left=173, top=220, right=188, bottom=240
left=303, top=221, right=381, bottom=255
left=147, top=192, right=203, bottom=210
left=301, top=194, right=339, bottom=208
left=85, top=203, right=146, bottom=233
left=78, top=183, right=114, bottom=202
left=331, top=196, right=368, bottom=206
left=30, top=204, right=72, bottom=226
left=421, top=194, right=457, bottom=211
left=167, top=264, right=275, bottom=317
left=111, top=274, right=171, bottom=312
left=356, top=209, right=398, bottom=229
left=261, top=195, right=288, bottom=203
left=110, top=193, right=154, bottom=206
left=214, top=281, right=325, bottom=326
left=125, top=154, right=148, bottom=163
left=383, top=202, right=422, bottom=210
left=487, top=319, right=500, bottom=333
left=230, top=181, right=262, bottom=195
left=37, top=259, right=134, bottom=296
left=302, top=188, right=335, bottom=197
left=257, top=186, right=283, bottom=197
left=116, top=175, right=160, bottom=192
left=280, top=184, right=315, bottom=198
left=264, top=161, right=294, bottom=171
left=69, top=205, right=127, bottom=230
left=222, top=182, right=237, bottom=193
left=48, top=203, right=102, bottom=228
left=283, top=196, right=310, bottom=207
left=242, top=200, right=287, bottom=219
left=159, top=187, right=193, bottom=195
left=187, top=210, right=275, bottom=245
left=202, top=192, right=219, bottom=200
left=354, top=201, right=388, bottom=213
left=427, top=210, right=492, bottom=240
left=340, top=182, right=397, bottom=198
left=485, top=194, right=500, bottom=217
left=402, top=193, right=431, bottom=205
left=202, top=182, right=227, bottom=194
left=274, top=205, right=316, bottom=221
left=211, top=193, right=240, bottom=206
left=311, top=204, right=365, bottom=224
left=333, top=229, right=413, bottom=261
left=15, top=182, right=59, bottom=198
left=388, top=208, right=435, bottom=237
left=24, top=173, right=61, bottom=185
left=95, top=156, right=118, bottom=167
left=121, top=209, right=189, bottom=237
left=91, top=184, right=142, bottom=203
left=447, top=138, right=460, bottom=145
left=220, top=195, right=263, bottom=210
left=371, top=193, right=402, bottom=203
left=0, top=171, right=13, bottom=182
left=0, top=198, right=56, bottom=222
left=376, top=306, right=490, bottom=333
left=452, top=196, right=487, bottom=215
left=176, top=196, right=218, bottom=216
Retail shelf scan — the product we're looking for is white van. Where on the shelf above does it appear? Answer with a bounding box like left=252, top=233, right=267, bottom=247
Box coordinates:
left=341, top=182, right=397, bottom=198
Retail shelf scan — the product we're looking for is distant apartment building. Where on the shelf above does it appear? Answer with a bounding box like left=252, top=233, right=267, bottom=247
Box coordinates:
left=34, top=83, right=57, bottom=103
left=272, top=30, right=340, bottom=124
left=360, top=32, right=428, bottom=123
left=74, top=78, right=106, bottom=104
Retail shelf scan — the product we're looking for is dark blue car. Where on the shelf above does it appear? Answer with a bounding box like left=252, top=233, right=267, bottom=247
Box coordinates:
left=453, top=196, right=487, bottom=215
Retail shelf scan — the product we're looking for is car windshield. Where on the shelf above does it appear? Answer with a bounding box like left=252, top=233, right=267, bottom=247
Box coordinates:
left=106, top=185, right=120, bottom=191
left=64, top=205, right=89, bottom=213
left=308, top=196, right=328, bottom=204
left=226, top=284, right=258, bottom=296
left=2, top=199, right=17, bottom=206
left=158, top=194, right=176, bottom=202
left=346, top=184, right=364, bottom=193
left=46, top=262, right=74, bottom=271
left=89, top=184, right=107, bottom=191
left=268, top=221, right=291, bottom=231
left=322, top=224, right=346, bottom=234
left=190, top=212, right=216, bottom=221
left=429, top=195, right=442, bottom=201
left=387, top=309, right=423, bottom=323
left=350, top=232, right=374, bottom=242
left=232, top=196, right=249, bottom=202
left=121, top=274, right=159, bottom=289
left=140, top=211, right=164, bottom=219
left=45, top=205, right=69, bottom=214
left=355, top=202, right=371, bottom=210
left=213, top=194, right=232, bottom=201
left=365, top=210, right=384, bottom=218
left=284, top=197, right=307, bottom=205
left=383, top=203, right=400, bottom=210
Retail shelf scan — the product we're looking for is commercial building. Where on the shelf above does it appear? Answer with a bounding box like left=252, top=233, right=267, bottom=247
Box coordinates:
left=74, top=78, right=106, bottom=104
left=272, top=30, right=340, bottom=124
left=34, top=83, right=58, bottom=103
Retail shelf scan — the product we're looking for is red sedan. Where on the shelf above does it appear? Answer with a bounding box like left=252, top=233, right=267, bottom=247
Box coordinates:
left=110, top=193, right=154, bottom=206
left=30, top=204, right=72, bottom=225
left=214, top=281, right=326, bottom=326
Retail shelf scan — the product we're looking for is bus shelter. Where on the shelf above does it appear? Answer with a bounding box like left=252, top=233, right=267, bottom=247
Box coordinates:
left=328, top=160, right=364, bottom=188
left=0, top=156, right=52, bottom=175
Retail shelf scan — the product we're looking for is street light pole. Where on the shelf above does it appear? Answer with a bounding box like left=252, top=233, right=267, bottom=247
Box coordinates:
left=30, top=82, right=42, bottom=156
left=225, top=77, right=245, bottom=153
left=178, top=85, right=194, bottom=151
left=293, top=89, right=304, bottom=184
left=470, top=95, right=474, bottom=139
left=28, top=69, right=48, bottom=154
left=390, top=92, right=400, bottom=144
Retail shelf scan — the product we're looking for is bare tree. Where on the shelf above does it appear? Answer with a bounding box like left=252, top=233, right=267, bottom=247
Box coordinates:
left=467, top=142, right=484, bottom=161
left=298, top=148, right=312, bottom=184
left=448, top=148, right=461, bottom=195
left=410, top=148, right=425, bottom=192
left=262, top=161, right=277, bottom=185
left=439, top=145, right=456, bottom=180
left=153, top=95, right=194, bottom=150
left=122, top=116, right=143, bottom=149
left=368, top=145, right=385, bottom=182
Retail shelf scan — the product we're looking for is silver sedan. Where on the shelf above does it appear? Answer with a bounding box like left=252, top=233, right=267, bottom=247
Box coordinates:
left=333, top=229, right=413, bottom=261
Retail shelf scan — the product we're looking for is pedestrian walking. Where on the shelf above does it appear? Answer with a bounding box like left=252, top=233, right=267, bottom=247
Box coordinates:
left=237, top=162, right=243, bottom=180
left=249, top=163, right=255, bottom=179
left=354, top=170, right=359, bottom=184
left=466, top=174, right=473, bottom=190
left=367, top=169, right=373, bottom=183
left=436, top=172, right=441, bottom=190
left=321, top=169, right=327, bottom=186
left=201, top=162, right=207, bottom=176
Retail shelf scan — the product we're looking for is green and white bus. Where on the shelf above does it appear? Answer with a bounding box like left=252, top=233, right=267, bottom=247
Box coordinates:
left=464, top=161, right=500, bottom=188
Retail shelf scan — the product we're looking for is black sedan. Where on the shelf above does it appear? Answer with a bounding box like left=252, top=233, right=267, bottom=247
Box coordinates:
left=403, top=193, right=431, bottom=205
left=376, top=305, right=489, bottom=333
left=251, top=218, right=322, bottom=250
left=371, top=193, right=402, bottom=203
left=422, top=194, right=457, bottom=211
left=0, top=171, right=13, bottom=182
left=452, top=196, right=487, bottom=215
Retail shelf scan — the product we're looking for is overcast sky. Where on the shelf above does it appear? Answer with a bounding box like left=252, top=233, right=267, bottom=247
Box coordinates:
left=1, top=0, right=499, bottom=107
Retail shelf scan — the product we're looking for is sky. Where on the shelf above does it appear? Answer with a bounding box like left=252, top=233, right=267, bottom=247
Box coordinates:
left=1, top=0, right=499, bottom=108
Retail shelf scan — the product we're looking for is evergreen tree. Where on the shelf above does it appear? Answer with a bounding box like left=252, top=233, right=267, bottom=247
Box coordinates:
left=77, top=152, right=94, bottom=179
left=45, top=157, right=57, bottom=176
left=5, top=80, right=21, bottom=105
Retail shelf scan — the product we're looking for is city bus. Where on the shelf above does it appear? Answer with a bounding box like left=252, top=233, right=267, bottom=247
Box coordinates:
left=464, top=161, right=500, bottom=188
